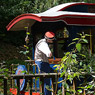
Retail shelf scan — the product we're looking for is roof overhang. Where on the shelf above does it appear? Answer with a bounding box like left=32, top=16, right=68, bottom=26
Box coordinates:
left=6, top=14, right=42, bottom=31
left=6, top=2, right=95, bottom=31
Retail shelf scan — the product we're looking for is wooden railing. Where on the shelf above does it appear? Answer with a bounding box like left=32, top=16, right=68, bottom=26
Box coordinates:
left=0, top=73, right=60, bottom=95
left=0, top=72, right=94, bottom=95
left=0, top=60, right=94, bottom=95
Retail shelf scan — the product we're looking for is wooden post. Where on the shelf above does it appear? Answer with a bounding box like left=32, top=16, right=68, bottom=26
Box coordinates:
left=40, top=77, right=44, bottom=95
left=4, top=79, right=7, bottom=95
left=52, top=76, right=56, bottom=95
left=17, top=79, right=20, bottom=95
left=29, top=79, right=33, bottom=95
left=34, top=65, right=37, bottom=92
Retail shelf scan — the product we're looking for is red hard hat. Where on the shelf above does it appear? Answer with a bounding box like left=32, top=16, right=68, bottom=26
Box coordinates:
left=45, top=31, right=55, bottom=40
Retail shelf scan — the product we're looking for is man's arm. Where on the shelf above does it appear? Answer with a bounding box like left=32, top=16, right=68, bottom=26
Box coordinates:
left=39, top=42, right=52, bottom=57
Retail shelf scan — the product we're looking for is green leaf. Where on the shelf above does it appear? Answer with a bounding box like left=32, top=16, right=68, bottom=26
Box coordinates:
left=26, top=32, right=30, bottom=35
left=74, top=73, right=78, bottom=77
left=64, top=65, right=67, bottom=71
left=24, top=27, right=28, bottom=29
left=77, top=89, right=82, bottom=93
left=82, top=39, right=88, bottom=43
left=27, top=57, right=31, bottom=60
left=67, top=74, right=72, bottom=80
left=86, top=85, right=92, bottom=89
left=65, top=52, right=70, bottom=56
left=76, top=43, right=81, bottom=52
left=53, top=65, right=58, bottom=67
left=72, top=54, right=77, bottom=58
left=61, top=56, right=68, bottom=62
left=85, top=34, right=90, bottom=36
left=80, top=54, right=86, bottom=58
left=77, top=33, right=82, bottom=36
left=79, top=62, right=82, bottom=66
left=72, top=38, right=79, bottom=41
left=68, top=42, right=76, bottom=47
left=81, top=36, right=85, bottom=39
left=21, top=71, right=26, bottom=73
left=66, top=92, right=71, bottom=95
left=60, top=72, right=65, bottom=77
left=60, top=64, right=64, bottom=70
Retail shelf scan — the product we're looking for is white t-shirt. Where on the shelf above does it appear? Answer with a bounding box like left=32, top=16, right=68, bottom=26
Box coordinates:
left=38, top=40, right=51, bottom=57
left=35, top=39, right=51, bottom=62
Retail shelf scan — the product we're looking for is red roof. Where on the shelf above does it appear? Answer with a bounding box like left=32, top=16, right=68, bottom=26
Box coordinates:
left=6, top=2, right=95, bottom=31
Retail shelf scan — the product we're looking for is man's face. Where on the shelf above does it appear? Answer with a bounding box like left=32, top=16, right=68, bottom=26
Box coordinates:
left=47, top=39, right=54, bottom=43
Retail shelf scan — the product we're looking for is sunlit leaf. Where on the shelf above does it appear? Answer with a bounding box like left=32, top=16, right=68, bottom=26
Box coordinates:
left=82, top=39, right=88, bottom=43
left=79, top=62, right=82, bottom=66
left=26, top=32, right=30, bottom=35
left=72, top=38, right=79, bottom=41
left=24, top=27, right=28, bottom=29
left=66, top=92, right=71, bottom=95
left=68, top=42, right=76, bottom=47
left=76, top=43, right=81, bottom=52
left=60, top=72, right=65, bottom=77
left=65, top=52, right=70, bottom=56
left=80, top=54, right=86, bottom=58
left=72, top=54, right=77, bottom=58
left=61, top=56, right=68, bottom=62
left=77, top=89, right=82, bottom=93
left=81, top=36, right=85, bottom=39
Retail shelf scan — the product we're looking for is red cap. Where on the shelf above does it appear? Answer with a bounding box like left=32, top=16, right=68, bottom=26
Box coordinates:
left=45, top=31, right=55, bottom=40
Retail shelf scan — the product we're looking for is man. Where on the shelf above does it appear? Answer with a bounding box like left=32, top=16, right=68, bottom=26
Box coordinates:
left=34, top=31, right=55, bottom=95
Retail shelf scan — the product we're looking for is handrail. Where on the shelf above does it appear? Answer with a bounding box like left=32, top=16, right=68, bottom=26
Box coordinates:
left=0, top=71, right=94, bottom=95
left=0, top=73, right=60, bottom=95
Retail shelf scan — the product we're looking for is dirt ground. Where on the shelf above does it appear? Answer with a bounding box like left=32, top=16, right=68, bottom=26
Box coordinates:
left=0, top=42, right=26, bottom=62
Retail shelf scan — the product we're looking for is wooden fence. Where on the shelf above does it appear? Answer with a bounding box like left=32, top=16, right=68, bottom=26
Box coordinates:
left=0, top=61, right=94, bottom=95
left=0, top=72, right=94, bottom=95
left=0, top=73, right=61, bottom=95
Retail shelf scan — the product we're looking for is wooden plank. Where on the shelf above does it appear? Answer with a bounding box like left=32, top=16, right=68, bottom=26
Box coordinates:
left=24, top=60, right=34, bottom=63
left=10, top=73, right=60, bottom=79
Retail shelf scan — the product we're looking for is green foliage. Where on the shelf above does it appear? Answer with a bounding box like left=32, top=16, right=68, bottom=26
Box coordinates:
left=0, top=62, right=10, bottom=94
left=54, top=33, right=95, bottom=94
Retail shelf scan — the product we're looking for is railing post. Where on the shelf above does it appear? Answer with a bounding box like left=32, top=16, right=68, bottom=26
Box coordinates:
left=11, top=64, right=14, bottom=88
left=29, top=79, right=33, bottom=95
left=35, top=65, right=37, bottom=92
left=40, top=76, right=44, bottom=95
left=4, top=79, right=7, bottom=95
left=52, top=76, right=56, bottom=95
left=17, top=79, right=20, bottom=95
